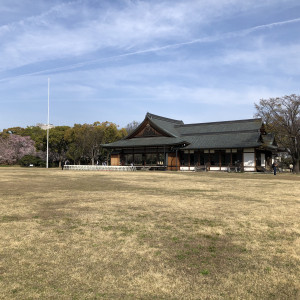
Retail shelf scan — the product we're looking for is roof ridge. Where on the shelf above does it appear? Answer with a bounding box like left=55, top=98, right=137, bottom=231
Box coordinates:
left=175, top=118, right=262, bottom=127
left=181, top=129, right=260, bottom=136
left=146, top=112, right=184, bottom=124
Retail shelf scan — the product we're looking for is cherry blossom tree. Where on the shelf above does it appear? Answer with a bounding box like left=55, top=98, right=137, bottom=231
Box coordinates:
left=0, top=134, right=37, bottom=165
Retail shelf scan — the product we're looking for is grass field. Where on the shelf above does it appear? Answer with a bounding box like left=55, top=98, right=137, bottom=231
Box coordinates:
left=0, top=168, right=299, bottom=299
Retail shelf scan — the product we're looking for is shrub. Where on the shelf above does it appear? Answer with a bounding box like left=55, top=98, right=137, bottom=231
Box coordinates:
left=18, top=155, right=46, bottom=167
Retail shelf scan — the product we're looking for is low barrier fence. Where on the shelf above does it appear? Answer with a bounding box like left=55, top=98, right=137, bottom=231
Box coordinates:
left=63, top=165, right=136, bottom=171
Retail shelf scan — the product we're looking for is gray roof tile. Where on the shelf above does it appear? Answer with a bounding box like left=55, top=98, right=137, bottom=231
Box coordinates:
left=102, top=113, right=276, bottom=151
left=103, top=136, right=185, bottom=148
left=176, top=118, right=262, bottom=135
left=183, top=132, right=261, bottom=149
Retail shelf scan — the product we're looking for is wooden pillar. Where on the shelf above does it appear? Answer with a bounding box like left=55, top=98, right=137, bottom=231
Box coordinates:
left=133, top=148, right=135, bottom=164
left=242, top=150, right=244, bottom=168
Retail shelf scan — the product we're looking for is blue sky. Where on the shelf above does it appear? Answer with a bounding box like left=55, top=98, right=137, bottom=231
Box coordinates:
left=0, top=0, right=300, bottom=130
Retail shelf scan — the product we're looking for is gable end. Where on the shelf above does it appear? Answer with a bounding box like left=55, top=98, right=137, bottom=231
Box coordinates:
left=126, top=117, right=174, bottom=139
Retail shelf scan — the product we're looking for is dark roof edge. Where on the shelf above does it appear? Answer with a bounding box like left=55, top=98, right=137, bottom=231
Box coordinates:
left=101, top=139, right=189, bottom=148
left=175, top=118, right=262, bottom=128
left=146, top=112, right=184, bottom=124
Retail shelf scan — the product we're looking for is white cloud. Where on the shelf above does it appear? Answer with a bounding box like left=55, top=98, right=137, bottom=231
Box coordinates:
left=1, top=0, right=299, bottom=130
left=0, top=0, right=194, bottom=71
left=1, top=0, right=296, bottom=73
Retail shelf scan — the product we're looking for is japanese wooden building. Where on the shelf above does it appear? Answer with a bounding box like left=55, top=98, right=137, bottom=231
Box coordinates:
left=102, top=113, right=277, bottom=171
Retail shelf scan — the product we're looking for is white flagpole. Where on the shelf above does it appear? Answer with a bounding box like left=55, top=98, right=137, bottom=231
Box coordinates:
left=46, top=78, right=50, bottom=168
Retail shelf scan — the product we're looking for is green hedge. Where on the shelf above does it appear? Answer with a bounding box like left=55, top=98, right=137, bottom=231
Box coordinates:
left=18, top=155, right=46, bottom=167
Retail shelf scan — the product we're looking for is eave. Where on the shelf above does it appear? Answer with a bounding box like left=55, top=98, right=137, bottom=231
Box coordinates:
left=102, top=136, right=189, bottom=149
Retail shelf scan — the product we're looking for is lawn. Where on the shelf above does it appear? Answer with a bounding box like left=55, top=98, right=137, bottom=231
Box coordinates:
left=0, top=168, right=299, bottom=299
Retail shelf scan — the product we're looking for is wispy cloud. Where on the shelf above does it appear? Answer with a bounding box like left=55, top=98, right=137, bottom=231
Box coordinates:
left=0, top=0, right=195, bottom=71
left=0, top=0, right=299, bottom=129
left=242, top=17, right=300, bottom=33
left=1, top=13, right=300, bottom=82
left=1, top=0, right=297, bottom=75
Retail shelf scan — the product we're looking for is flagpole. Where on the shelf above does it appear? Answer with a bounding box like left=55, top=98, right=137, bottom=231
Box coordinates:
left=46, top=78, right=50, bottom=168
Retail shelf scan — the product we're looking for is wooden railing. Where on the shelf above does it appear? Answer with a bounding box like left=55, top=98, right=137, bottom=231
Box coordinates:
left=63, top=165, right=136, bottom=171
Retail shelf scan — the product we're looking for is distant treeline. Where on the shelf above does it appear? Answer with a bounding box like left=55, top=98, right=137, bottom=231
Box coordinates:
left=0, top=121, right=133, bottom=167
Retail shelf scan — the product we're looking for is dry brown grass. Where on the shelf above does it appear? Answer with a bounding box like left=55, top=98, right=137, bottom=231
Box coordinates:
left=0, top=167, right=299, bottom=299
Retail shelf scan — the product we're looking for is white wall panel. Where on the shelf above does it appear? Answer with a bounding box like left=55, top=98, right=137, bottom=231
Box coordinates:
left=244, top=153, right=255, bottom=167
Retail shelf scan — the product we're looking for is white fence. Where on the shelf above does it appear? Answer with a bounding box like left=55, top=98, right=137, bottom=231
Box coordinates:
left=63, top=165, right=136, bottom=171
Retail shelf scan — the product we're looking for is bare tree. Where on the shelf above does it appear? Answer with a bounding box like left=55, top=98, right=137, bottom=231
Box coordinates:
left=125, top=121, right=140, bottom=135
left=255, top=94, right=300, bottom=173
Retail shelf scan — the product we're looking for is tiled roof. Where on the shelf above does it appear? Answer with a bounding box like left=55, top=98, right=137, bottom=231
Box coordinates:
left=103, top=136, right=186, bottom=148
left=176, top=118, right=262, bottom=135
left=183, top=131, right=261, bottom=149
left=146, top=112, right=183, bottom=125
left=261, top=133, right=277, bottom=149
left=102, top=113, right=276, bottom=150
left=124, top=112, right=182, bottom=139
left=144, top=113, right=182, bottom=137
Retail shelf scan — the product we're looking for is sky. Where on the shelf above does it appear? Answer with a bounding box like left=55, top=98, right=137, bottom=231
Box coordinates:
left=0, top=0, right=300, bottom=130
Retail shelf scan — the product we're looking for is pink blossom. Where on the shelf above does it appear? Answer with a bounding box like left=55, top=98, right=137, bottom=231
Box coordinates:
left=0, top=134, right=36, bottom=165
